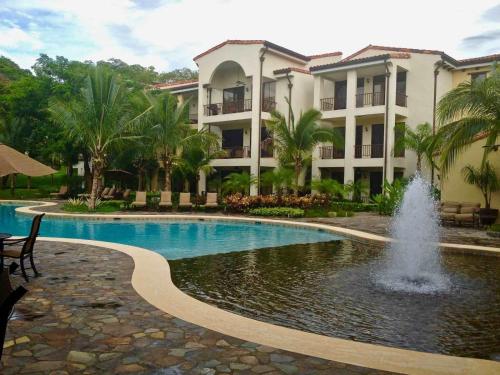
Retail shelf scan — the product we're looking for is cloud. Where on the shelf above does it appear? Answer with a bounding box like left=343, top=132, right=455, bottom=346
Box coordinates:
left=482, top=3, right=500, bottom=22
left=108, top=24, right=151, bottom=55
left=461, top=30, right=500, bottom=50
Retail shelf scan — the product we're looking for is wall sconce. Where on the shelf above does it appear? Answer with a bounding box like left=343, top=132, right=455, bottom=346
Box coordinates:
left=244, top=130, right=248, bottom=135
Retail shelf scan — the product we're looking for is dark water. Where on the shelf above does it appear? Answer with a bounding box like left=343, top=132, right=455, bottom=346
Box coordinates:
left=170, top=240, right=500, bottom=360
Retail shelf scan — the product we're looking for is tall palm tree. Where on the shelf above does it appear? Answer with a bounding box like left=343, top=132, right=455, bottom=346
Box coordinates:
left=260, top=167, right=294, bottom=197
left=50, top=67, right=142, bottom=209
left=436, top=67, right=500, bottom=175
left=394, top=122, right=436, bottom=173
left=222, top=172, right=257, bottom=195
left=266, top=99, right=343, bottom=193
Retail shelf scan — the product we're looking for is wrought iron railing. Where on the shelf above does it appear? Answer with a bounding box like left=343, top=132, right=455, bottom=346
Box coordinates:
left=262, top=97, right=276, bottom=112
left=319, top=146, right=345, bottom=159
left=219, top=146, right=251, bottom=159
left=355, top=92, right=385, bottom=107
left=354, top=144, right=384, bottom=158
left=396, top=92, right=407, bottom=107
left=204, top=99, right=252, bottom=116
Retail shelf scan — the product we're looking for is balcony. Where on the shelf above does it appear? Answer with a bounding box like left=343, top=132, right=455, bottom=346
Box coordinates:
left=204, top=99, right=252, bottom=116
left=320, top=97, right=346, bottom=111
left=319, top=146, right=345, bottom=159
left=262, top=97, right=276, bottom=112
left=219, top=146, right=251, bottom=159
left=188, top=113, right=198, bottom=124
left=356, top=92, right=385, bottom=107
left=396, top=92, right=407, bottom=107
left=354, top=144, right=383, bottom=158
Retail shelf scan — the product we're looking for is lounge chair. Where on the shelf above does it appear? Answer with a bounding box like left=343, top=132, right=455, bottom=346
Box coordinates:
left=122, top=189, right=131, bottom=200
left=2, top=214, right=44, bottom=282
left=439, top=201, right=460, bottom=225
left=0, top=268, right=27, bottom=360
left=204, top=192, right=218, bottom=209
left=131, top=191, right=147, bottom=209
left=50, top=185, right=68, bottom=199
left=99, top=187, right=110, bottom=199
left=159, top=191, right=173, bottom=208
left=455, top=202, right=480, bottom=227
left=178, top=193, right=192, bottom=209
left=102, top=187, right=116, bottom=200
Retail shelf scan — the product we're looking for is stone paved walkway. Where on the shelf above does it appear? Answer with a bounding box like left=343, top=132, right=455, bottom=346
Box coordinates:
left=1, top=241, right=395, bottom=375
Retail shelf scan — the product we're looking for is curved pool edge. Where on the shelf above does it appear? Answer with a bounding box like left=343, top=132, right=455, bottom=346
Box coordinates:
left=33, top=236, right=499, bottom=375
left=6, top=200, right=500, bottom=256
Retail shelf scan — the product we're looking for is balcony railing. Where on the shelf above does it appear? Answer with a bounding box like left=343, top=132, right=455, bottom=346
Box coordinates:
left=320, top=97, right=346, bottom=111
left=219, top=146, right=251, bottom=159
left=355, top=92, right=385, bottom=107
left=204, top=99, right=252, bottom=116
left=262, top=97, right=276, bottom=112
left=188, top=113, right=198, bottom=124
left=354, top=144, right=384, bottom=158
left=319, top=146, right=345, bottom=159
left=396, top=92, right=407, bottom=107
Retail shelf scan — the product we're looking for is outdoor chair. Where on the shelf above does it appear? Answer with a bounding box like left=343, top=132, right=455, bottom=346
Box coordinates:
left=0, top=267, right=28, bottom=360
left=455, top=202, right=480, bottom=227
left=49, top=185, right=68, bottom=199
left=204, top=192, right=218, bottom=209
left=131, top=191, right=147, bottom=209
left=159, top=191, right=173, bottom=208
left=99, top=187, right=111, bottom=199
left=439, top=201, right=460, bottom=225
left=2, top=214, right=44, bottom=282
left=122, top=189, right=131, bottom=200
left=178, top=193, right=192, bottom=209
left=102, top=187, right=116, bottom=200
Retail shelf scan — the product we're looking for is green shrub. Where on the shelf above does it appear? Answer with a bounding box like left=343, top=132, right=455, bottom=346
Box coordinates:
left=248, top=207, right=305, bottom=218
left=488, top=224, right=500, bottom=232
left=373, top=179, right=407, bottom=215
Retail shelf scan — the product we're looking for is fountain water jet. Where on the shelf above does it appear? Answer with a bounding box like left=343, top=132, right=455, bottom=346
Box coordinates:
left=378, top=175, right=450, bottom=293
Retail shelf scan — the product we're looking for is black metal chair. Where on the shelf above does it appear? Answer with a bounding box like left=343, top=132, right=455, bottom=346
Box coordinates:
left=2, top=214, right=44, bottom=282
left=0, top=266, right=27, bottom=360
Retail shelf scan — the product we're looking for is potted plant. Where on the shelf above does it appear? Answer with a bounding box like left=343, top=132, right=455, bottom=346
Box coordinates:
left=462, top=161, right=499, bottom=226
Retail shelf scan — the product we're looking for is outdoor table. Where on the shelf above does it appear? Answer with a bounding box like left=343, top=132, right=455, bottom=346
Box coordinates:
left=0, top=233, right=12, bottom=269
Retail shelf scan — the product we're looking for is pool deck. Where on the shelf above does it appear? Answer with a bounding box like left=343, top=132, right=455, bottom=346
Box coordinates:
left=1, top=200, right=499, bottom=374
left=1, top=241, right=395, bottom=375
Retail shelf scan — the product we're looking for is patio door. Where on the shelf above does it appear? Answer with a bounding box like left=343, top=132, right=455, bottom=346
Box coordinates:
left=222, top=129, right=244, bottom=158
left=369, top=171, right=383, bottom=197
left=334, top=80, right=347, bottom=109
left=372, top=75, right=385, bottom=106
left=223, top=86, right=245, bottom=113
left=371, top=124, right=384, bottom=158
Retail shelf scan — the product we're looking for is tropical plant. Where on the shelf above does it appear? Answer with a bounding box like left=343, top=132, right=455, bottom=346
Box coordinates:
left=266, top=99, right=343, bottom=193
left=344, top=179, right=368, bottom=203
left=311, top=178, right=346, bottom=199
left=394, top=122, right=437, bottom=172
left=260, top=168, right=294, bottom=197
left=436, top=66, right=500, bottom=174
left=462, top=161, right=499, bottom=209
left=222, top=172, right=257, bottom=195
left=249, top=207, right=305, bottom=218
left=50, top=67, right=142, bottom=209
left=372, top=179, right=407, bottom=215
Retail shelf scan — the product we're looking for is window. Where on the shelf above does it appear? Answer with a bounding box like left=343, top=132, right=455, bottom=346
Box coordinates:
left=356, top=78, right=364, bottom=107
left=262, top=81, right=276, bottom=112
left=471, top=72, right=487, bottom=83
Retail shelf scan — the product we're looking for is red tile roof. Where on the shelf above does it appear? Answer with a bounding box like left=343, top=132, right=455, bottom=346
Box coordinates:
left=308, top=51, right=342, bottom=59
left=193, top=40, right=311, bottom=62
left=310, top=53, right=410, bottom=72
left=152, top=79, right=198, bottom=90
left=273, top=67, right=311, bottom=75
left=342, top=44, right=443, bottom=62
left=457, top=54, right=500, bottom=65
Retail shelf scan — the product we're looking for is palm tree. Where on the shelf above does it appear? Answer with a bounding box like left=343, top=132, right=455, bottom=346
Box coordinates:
left=462, top=161, right=499, bottom=209
left=436, top=67, right=500, bottom=175
left=394, top=122, right=436, bottom=173
left=344, top=179, right=368, bottom=203
left=266, top=99, right=343, bottom=193
left=222, top=172, right=257, bottom=195
left=311, top=178, right=346, bottom=199
left=50, top=67, right=142, bottom=209
left=260, top=167, right=294, bottom=197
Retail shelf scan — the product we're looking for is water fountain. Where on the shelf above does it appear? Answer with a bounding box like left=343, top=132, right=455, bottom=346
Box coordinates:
left=378, top=175, right=450, bottom=293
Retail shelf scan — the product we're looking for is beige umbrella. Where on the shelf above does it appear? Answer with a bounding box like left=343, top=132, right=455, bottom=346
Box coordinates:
left=0, top=143, right=56, bottom=177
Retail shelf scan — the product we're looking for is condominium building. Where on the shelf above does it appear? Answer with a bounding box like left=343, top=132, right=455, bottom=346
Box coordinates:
left=154, top=40, right=498, bottom=200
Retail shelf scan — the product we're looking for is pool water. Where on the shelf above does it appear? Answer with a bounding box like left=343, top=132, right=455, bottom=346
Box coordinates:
left=0, top=204, right=340, bottom=259
left=170, top=240, right=500, bottom=360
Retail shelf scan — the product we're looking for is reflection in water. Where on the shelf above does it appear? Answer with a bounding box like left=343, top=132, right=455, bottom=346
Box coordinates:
left=170, top=240, right=500, bottom=360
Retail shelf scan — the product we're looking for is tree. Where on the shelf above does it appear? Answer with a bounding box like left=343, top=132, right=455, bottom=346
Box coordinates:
left=158, top=68, right=198, bottom=83
left=50, top=67, right=142, bottom=209
left=394, top=122, right=436, bottom=173
left=311, top=178, right=346, bottom=199
left=222, top=172, right=257, bottom=195
left=344, top=179, right=368, bottom=203
left=436, top=66, right=500, bottom=175
left=462, top=162, right=499, bottom=209
left=266, top=99, right=343, bottom=193
left=260, top=168, right=294, bottom=197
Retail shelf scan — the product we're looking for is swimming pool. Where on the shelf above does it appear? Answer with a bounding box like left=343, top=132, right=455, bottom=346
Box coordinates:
left=0, top=204, right=341, bottom=259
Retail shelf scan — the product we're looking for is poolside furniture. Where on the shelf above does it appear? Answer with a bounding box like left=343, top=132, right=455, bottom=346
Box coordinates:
left=131, top=191, right=147, bottom=209
left=159, top=191, right=173, bottom=209
left=102, top=187, right=116, bottom=200
left=50, top=185, right=68, bottom=199
left=439, top=201, right=460, bottom=225
left=178, top=193, right=192, bottom=209
left=99, top=187, right=111, bottom=199
left=122, top=189, right=131, bottom=200
left=1, top=214, right=44, bottom=282
left=455, top=202, right=480, bottom=227
left=0, top=268, right=28, bottom=360
left=204, top=192, right=218, bottom=209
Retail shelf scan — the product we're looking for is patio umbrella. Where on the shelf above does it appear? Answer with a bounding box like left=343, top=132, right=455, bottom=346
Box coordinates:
left=0, top=143, right=56, bottom=177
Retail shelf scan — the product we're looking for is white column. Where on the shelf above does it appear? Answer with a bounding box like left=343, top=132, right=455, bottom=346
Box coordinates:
left=344, top=69, right=357, bottom=186
left=250, top=74, right=261, bottom=195
left=385, top=65, right=397, bottom=183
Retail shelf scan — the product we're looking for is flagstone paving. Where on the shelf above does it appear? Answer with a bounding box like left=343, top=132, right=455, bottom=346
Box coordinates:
left=1, top=241, right=397, bottom=375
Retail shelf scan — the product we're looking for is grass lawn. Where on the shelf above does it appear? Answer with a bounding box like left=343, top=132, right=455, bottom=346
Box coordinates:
left=62, top=200, right=123, bottom=213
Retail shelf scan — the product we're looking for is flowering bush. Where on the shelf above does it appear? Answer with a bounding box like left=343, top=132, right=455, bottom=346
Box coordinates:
left=249, top=207, right=305, bottom=218
left=223, top=193, right=332, bottom=212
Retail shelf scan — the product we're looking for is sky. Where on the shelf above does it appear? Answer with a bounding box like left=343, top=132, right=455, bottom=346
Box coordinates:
left=0, top=0, right=499, bottom=73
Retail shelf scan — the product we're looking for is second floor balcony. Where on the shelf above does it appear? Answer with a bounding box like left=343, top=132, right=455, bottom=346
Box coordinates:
left=354, top=144, right=384, bottom=158
left=219, top=146, right=251, bottom=159
left=319, top=146, right=345, bottom=159
left=204, top=99, right=252, bottom=116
